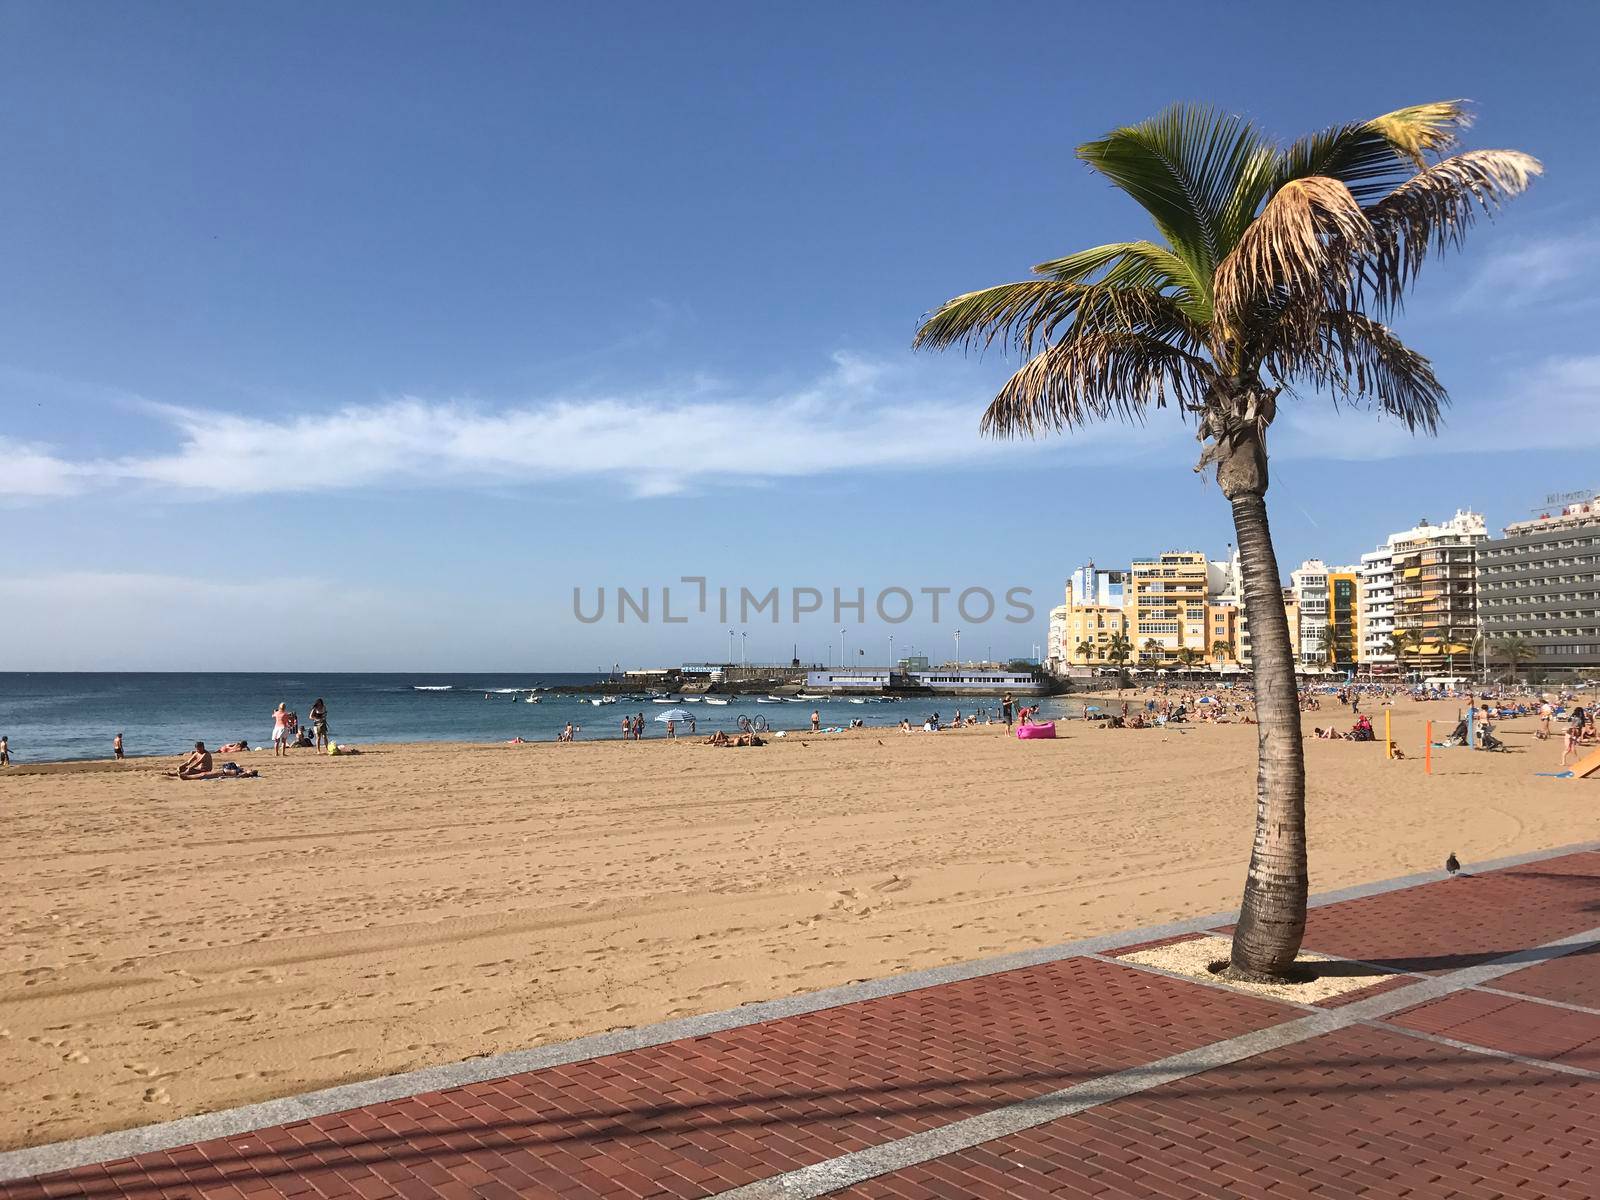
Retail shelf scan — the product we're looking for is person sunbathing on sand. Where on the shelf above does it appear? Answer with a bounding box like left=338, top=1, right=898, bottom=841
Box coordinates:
left=218, top=740, right=249, bottom=753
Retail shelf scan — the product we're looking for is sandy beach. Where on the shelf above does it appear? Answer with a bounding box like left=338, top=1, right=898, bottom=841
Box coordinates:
left=2, top=701, right=1593, bottom=1151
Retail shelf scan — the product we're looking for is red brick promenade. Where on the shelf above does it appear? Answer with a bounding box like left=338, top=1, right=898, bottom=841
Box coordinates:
left=4, top=846, right=1596, bottom=1200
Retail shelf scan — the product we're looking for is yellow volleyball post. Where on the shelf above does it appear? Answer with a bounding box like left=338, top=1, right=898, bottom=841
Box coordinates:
left=1384, top=709, right=1392, bottom=759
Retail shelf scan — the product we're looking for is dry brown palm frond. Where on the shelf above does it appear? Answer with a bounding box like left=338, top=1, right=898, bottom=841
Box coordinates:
left=1364, top=149, right=1543, bottom=310
left=980, top=331, right=1214, bottom=438
left=1270, top=310, right=1445, bottom=434
left=1213, top=177, right=1372, bottom=342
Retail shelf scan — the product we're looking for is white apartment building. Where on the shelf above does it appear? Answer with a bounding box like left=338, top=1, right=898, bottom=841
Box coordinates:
left=1360, top=545, right=1396, bottom=671
left=1290, top=560, right=1330, bottom=667
left=1358, top=510, right=1488, bottom=678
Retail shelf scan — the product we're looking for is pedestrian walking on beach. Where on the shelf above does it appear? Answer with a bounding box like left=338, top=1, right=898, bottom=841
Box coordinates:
left=810, top=709, right=820, bottom=732
left=113, top=732, right=124, bottom=761
left=634, top=712, right=644, bottom=740
left=0, top=735, right=9, bottom=766
left=272, top=703, right=290, bottom=757
left=1001, top=691, right=1014, bottom=728
left=621, top=716, right=631, bottom=740
left=310, top=698, right=329, bottom=750
left=666, top=719, right=676, bottom=739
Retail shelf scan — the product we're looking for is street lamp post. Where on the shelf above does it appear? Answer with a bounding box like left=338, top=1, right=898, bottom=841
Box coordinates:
left=889, top=633, right=894, bottom=666
left=740, top=632, right=746, bottom=666
left=728, top=628, right=734, bottom=665
left=840, top=628, right=847, bottom=667
left=954, top=628, right=961, bottom=667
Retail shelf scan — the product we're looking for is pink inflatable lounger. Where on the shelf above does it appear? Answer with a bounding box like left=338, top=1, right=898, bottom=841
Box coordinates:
left=1016, top=721, right=1056, bottom=739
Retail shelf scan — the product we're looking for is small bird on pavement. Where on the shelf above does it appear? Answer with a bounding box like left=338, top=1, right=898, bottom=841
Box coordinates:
left=1445, top=852, right=1461, bottom=876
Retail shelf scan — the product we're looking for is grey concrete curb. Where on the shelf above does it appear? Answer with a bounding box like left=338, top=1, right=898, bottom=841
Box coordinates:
left=2, top=838, right=1595, bottom=1183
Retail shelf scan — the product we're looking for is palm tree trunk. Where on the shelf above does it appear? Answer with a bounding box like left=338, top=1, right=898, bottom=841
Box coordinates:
left=1222, top=447, right=1308, bottom=980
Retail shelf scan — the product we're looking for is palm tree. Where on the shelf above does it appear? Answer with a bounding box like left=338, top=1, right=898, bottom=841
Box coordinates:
left=915, top=102, right=1537, bottom=980
left=1143, top=637, right=1165, bottom=666
left=1212, top=638, right=1236, bottom=668
left=1075, top=638, right=1097, bottom=664
left=1176, top=646, right=1205, bottom=671
left=1494, top=635, right=1536, bottom=682
left=1386, top=628, right=1415, bottom=676
left=1321, top=622, right=1342, bottom=668
left=1106, top=632, right=1133, bottom=669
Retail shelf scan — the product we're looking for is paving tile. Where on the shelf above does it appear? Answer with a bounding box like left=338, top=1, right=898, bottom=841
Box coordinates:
left=838, top=1025, right=1600, bottom=1199
left=1492, top=941, right=1600, bottom=1009
left=0, top=957, right=1292, bottom=1200
left=1294, top=850, right=1600, bottom=972
left=1386, top=989, right=1600, bottom=1069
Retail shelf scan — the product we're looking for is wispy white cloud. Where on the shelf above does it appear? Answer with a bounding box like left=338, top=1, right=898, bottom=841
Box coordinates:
left=5, top=353, right=1178, bottom=499
left=7, top=347, right=1596, bottom=499
left=1452, top=225, right=1600, bottom=312
left=0, top=442, right=91, bottom=497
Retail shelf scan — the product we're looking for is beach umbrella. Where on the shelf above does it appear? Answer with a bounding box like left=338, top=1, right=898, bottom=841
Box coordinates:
left=654, top=708, right=692, bottom=722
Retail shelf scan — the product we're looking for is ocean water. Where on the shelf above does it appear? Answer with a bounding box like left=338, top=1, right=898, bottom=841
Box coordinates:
left=0, top=673, right=1089, bottom=764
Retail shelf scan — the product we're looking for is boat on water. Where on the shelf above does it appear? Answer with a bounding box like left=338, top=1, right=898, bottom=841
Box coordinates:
left=525, top=696, right=541, bottom=703
left=651, top=697, right=680, bottom=704
left=682, top=696, right=703, bottom=703
left=703, top=697, right=730, bottom=705
left=755, top=698, right=778, bottom=703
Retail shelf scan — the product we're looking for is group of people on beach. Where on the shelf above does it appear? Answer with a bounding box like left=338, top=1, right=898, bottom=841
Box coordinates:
left=269, top=699, right=329, bottom=755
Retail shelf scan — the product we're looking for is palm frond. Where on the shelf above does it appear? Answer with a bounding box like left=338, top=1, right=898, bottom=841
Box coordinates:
left=913, top=280, right=1089, bottom=355
left=1368, top=101, right=1474, bottom=167
left=914, top=229, right=1213, bottom=361
left=1028, top=242, right=1152, bottom=282
left=1277, top=101, right=1473, bottom=202
left=1076, top=105, right=1275, bottom=295
left=1270, top=309, right=1446, bottom=433
left=980, top=331, right=1214, bottom=438
left=1363, top=149, right=1543, bottom=309
left=1037, top=240, right=1213, bottom=324
left=1213, top=176, right=1372, bottom=341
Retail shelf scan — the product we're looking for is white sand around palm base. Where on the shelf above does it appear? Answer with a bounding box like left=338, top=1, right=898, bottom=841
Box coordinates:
left=1119, top=935, right=1393, bottom=1004
left=0, top=701, right=1589, bottom=1150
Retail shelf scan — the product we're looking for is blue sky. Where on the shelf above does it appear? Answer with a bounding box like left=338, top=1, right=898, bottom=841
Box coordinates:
left=3, top=1, right=1598, bottom=670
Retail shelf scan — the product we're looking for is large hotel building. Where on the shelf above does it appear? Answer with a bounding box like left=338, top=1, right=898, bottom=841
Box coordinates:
left=1479, top=495, right=1600, bottom=672
left=1043, top=502, right=1592, bottom=680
